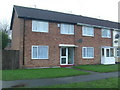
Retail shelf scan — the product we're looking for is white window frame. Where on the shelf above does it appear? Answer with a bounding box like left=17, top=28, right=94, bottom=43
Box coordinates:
left=32, top=45, right=49, bottom=59
left=102, top=29, right=111, bottom=38
left=82, top=47, right=94, bottom=59
left=82, top=26, right=94, bottom=36
left=60, top=23, right=74, bottom=35
left=32, top=20, right=49, bottom=33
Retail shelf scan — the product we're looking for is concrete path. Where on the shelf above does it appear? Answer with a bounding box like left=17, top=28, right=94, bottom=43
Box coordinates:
left=2, top=71, right=119, bottom=88
left=70, top=67, right=100, bottom=74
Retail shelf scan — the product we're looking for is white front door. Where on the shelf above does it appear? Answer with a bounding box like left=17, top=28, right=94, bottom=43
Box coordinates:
left=60, top=47, right=74, bottom=65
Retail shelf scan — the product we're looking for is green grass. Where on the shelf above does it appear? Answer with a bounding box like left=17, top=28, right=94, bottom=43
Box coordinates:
left=2, top=68, right=89, bottom=81
left=73, top=64, right=119, bottom=73
left=40, top=77, right=119, bottom=88
left=0, top=70, right=2, bottom=80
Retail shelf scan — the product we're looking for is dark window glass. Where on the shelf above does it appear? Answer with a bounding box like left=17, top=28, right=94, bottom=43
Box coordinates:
left=106, top=49, right=109, bottom=57
left=62, top=48, right=66, bottom=56
left=115, top=34, right=120, bottom=39
left=102, top=48, right=104, bottom=56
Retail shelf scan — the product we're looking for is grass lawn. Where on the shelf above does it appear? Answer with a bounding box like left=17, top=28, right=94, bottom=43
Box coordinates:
left=2, top=68, right=89, bottom=81
left=0, top=70, right=2, bottom=80
left=73, top=64, right=119, bottom=73
left=40, top=77, right=119, bottom=88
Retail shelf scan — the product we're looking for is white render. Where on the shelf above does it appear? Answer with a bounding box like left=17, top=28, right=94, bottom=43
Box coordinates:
left=113, top=30, right=120, bottom=62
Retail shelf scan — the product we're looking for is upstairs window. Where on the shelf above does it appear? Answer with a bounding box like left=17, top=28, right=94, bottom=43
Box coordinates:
left=82, top=26, right=94, bottom=36
left=60, top=24, right=74, bottom=35
left=32, top=20, right=48, bottom=32
left=102, top=29, right=111, bottom=38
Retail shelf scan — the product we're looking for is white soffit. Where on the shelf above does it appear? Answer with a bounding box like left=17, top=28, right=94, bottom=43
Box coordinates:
left=77, top=23, right=118, bottom=30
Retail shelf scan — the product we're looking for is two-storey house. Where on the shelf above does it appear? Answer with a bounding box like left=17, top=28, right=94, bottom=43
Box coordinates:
left=10, top=5, right=119, bottom=68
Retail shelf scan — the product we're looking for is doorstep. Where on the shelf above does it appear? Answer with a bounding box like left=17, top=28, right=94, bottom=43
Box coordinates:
left=60, top=64, right=74, bottom=67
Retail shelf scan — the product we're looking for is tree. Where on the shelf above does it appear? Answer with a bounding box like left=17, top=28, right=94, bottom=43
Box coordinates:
left=0, top=19, right=9, bottom=49
left=0, top=31, right=9, bottom=49
left=0, top=19, right=9, bottom=32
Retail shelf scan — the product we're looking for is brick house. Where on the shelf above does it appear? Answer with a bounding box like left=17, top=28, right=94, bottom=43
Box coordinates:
left=10, top=5, right=119, bottom=68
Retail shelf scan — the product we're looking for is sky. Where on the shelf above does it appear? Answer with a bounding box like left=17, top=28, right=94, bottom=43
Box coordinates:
left=0, top=0, right=120, bottom=25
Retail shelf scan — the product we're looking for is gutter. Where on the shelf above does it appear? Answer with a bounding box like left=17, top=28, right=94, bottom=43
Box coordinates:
left=77, top=23, right=120, bottom=30
left=22, top=19, right=25, bottom=65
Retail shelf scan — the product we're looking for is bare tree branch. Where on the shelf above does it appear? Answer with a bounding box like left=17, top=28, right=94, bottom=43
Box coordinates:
left=0, top=19, right=9, bottom=33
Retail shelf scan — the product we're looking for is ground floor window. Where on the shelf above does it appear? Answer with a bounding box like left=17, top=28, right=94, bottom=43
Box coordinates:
left=117, top=48, right=120, bottom=57
left=82, top=47, right=94, bottom=58
left=32, top=45, right=49, bottom=59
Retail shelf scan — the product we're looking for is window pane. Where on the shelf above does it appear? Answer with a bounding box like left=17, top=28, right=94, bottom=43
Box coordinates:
left=102, top=48, right=104, bottom=56
left=69, top=25, right=74, bottom=34
left=90, top=48, right=93, bottom=57
left=108, top=30, right=111, bottom=37
left=83, top=47, right=94, bottom=58
left=32, top=46, right=38, bottom=58
left=83, top=48, right=86, bottom=57
left=87, top=48, right=94, bottom=57
left=32, top=20, right=48, bottom=32
left=32, top=45, right=48, bottom=59
left=61, top=24, right=68, bottom=34
left=62, top=48, right=66, bottom=56
left=117, top=48, right=120, bottom=57
left=102, top=29, right=111, bottom=38
left=110, top=48, right=114, bottom=57
left=87, top=48, right=89, bottom=57
left=68, top=48, right=74, bottom=64
left=39, top=22, right=48, bottom=32
left=102, top=29, right=106, bottom=37
left=106, top=49, right=109, bottom=57
left=61, top=24, right=74, bottom=34
left=82, top=26, right=94, bottom=36
left=115, top=34, right=120, bottom=39
left=38, top=46, right=48, bottom=59
left=61, top=58, right=66, bottom=64
left=32, top=21, right=38, bottom=31
left=38, top=46, right=42, bottom=58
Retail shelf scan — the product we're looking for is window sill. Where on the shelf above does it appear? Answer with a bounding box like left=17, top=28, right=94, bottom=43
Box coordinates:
left=82, top=57, right=94, bottom=59
left=32, top=58, right=49, bottom=60
left=82, top=35, right=94, bottom=37
left=32, top=30, right=49, bottom=33
left=102, top=37, right=111, bottom=38
left=60, top=33, right=74, bottom=35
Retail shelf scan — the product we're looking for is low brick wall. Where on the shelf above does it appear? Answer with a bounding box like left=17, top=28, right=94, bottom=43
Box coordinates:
left=2, top=50, right=19, bottom=70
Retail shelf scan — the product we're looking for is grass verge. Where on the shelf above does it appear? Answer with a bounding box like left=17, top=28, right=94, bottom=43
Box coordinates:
left=2, top=68, right=89, bottom=81
left=73, top=64, right=119, bottom=73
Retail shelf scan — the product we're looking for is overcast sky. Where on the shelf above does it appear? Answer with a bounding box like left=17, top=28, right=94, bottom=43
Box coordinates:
left=0, top=0, right=120, bottom=25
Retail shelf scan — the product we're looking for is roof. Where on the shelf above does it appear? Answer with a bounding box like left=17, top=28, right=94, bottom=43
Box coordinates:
left=10, top=5, right=120, bottom=30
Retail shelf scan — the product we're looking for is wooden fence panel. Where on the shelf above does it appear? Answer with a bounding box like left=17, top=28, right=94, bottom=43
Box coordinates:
left=2, top=50, right=19, bottom=70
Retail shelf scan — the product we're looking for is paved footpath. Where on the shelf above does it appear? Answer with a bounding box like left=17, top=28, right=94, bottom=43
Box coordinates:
left=2, top=71, right=119, bottom=88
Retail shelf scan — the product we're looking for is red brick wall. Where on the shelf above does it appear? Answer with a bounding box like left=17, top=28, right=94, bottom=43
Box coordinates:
left=11, top=12, right=25, bottom=68
left=11, top=12, right=21, bottom=50
left=74, top=25, right=112, bottom=65
left=23, top=20, right=75, bottom=67
left=12, top=16, right=112, bottom=68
